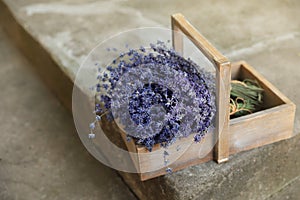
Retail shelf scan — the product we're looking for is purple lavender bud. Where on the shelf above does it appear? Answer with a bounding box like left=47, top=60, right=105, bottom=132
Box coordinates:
left=164, top=159, right=169, bottom=165
left=139, top=46, right=146, bottom=52
left=94, top=40, right=215, bottom=151
left=88, top=133, right=95, bottom=139
left=166, top=167, right=173, bottom=174
left=89, top=123, right=96, bottom=129
left=194, top=134, right=202, bottom=143
left=126, top=135, right=132, bottom=142
left=95, top=115, right=101, bottom=121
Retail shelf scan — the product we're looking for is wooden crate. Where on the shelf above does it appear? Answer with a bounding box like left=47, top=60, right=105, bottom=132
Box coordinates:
left=229, top=61, right=295, bottom=154
left=118, top=13, right=296, bottom=181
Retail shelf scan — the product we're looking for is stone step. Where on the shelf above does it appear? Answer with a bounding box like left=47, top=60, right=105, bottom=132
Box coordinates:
left=0, top=26, right=136, bottom=200
left=1, top=0, right=300, bottom=199
left=269, top=176, right=300, bottom=200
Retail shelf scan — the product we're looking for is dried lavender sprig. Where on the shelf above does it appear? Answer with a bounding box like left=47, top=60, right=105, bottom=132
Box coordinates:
left=92, top=41, right=216, bottom=151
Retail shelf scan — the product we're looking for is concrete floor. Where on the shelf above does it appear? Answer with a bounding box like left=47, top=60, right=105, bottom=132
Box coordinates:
left=0, top=27, right=136, bottom=200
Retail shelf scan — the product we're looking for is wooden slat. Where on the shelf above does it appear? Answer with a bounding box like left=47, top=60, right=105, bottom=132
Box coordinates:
left=171, top=19, right=183, bottom=55
left=241, top=61, right=294, bottom=104
left=229, top=104, right=295, bottom=154
left=215, top=61, right=231, bottom=163
left=138, top=131, right=215, bottom=181
left=171, top=13, right=231, bottom=163
left=171, top=13, right=228, bottom=66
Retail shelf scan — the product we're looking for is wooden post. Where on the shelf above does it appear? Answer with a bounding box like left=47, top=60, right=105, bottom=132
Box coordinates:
left=171, top=13, right=231, bottom=163
left=171, top=19, right=183, bottom=55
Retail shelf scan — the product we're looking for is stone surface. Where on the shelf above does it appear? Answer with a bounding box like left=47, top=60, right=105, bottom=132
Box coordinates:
left=0, top=27, right=136, bottom=200
left=2, top=0, right=300, bottom=81
left=1, top=0, right=300, bottom=199
left=270, top=176, right=300, bottom=200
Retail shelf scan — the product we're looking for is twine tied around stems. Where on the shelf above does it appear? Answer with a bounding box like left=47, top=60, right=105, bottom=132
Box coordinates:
left=230, top=79, right=264, bottom=118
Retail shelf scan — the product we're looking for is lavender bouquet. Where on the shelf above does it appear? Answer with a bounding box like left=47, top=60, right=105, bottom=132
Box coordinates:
left=90, top=41, right=216, bottom=152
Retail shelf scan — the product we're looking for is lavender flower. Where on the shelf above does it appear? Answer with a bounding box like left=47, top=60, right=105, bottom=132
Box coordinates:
left=95, top=115, right=101, bottom=121
left=166, top=167, right=173, bottom=174
left=92, top=41, right=216, bottom=151
left=89, top=122, right=96, bottom=129
left=88, top=133, right=96, bottom=139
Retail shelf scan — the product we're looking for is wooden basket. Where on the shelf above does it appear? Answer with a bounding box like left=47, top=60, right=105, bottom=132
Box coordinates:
left=119, top=13, right=296, bottom=181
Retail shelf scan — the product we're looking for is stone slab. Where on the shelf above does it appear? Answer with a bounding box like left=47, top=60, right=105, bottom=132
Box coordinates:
left=1, top=0, right=300, bottom=199
left=0, top=27, right=136, bottom=200
left=270, top=176, right=300, bottom=200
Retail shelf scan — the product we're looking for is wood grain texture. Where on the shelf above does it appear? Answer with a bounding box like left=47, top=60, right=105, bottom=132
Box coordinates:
left=214, top=61, right=231, bottom=163
left=171, top=19, right=183, bottom=55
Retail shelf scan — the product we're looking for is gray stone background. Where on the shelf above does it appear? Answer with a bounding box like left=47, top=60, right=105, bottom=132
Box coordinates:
left=0, top=0, right=300, bottom=199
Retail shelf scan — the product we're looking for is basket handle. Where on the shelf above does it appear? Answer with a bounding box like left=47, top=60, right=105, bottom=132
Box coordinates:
left=171, top=13, right=231, bottom=163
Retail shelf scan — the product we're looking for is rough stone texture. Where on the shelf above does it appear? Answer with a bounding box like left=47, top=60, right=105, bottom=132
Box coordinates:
left=270, top=176, right=300, bottom=200
left=0, top=27, right=136, bottom=200
left=1, top=0, right=300, bottom=199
